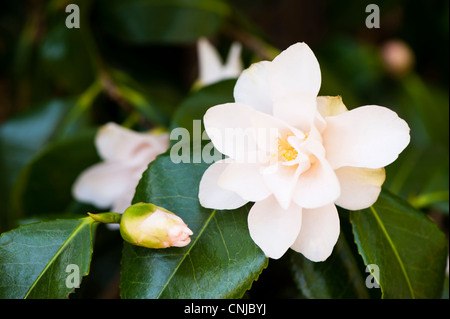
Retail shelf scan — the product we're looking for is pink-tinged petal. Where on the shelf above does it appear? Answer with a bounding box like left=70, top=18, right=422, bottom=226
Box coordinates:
left=316, top=95, right=348, bottom=118
left=96, top=122, right=168, bottom=162
left=334, top=166, right=385, bottom=210
left=290, top=203, right=340, bottom=262
left=322, top=105, right=410, bottom=169
left=203, top=103, right=257, bottom=160
left=293, top=155, right=340, bottom=209
left=268, top=42, right=321, bottom=100
left=248, top=196, right=303, bottom=259
left=233, top=61, right=273, bottom=114
left=198, top=160, right=248, bottom=210
left=218, top=161, right=271, bottom=202
left=72, top=162, right=134, bottom=209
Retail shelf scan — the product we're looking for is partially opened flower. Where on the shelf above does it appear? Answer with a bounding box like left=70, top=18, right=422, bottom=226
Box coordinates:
left=198, top=42, right=410, bottom=261
left=197, top=37, right=243, bottom=86
left=72, top=122, right=169, bottom=214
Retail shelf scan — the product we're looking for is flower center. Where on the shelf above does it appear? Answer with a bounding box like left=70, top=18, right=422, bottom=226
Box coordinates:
left=277, top=137, right=298, bottom=162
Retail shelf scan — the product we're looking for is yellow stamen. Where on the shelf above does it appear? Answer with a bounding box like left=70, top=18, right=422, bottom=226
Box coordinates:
left=277, top=137, right=298, bottom=162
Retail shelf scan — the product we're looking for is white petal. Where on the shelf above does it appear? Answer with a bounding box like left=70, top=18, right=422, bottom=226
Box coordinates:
left=272, top=92, right=318, bottom=132
left=72, top=162, right=133, bottom=209
left=203, top=103, right=257, bottom=160
left=233, top=61, right=273, bottom=114
left=268, top=42, right=321, bottom=100
left=223, top=42, right=243, bottom=78
left=248, top=196, right=303, bottom=259
left=290, top=203, right=340, bottom=262
left=262, top=165, right=300, bottom=209
left=218, top=161, right=271, bottom=202
left=293, top=155, right=340, bottom=209
left=198, top=160, right=248, bottom=210
left=197, top=37, right=225, bottom=86
left=95, top=122, right=167, bottom=162
left=334, top=166, right=385, bottom=210
left=322, top=105, right=411, bottom=169
left=250, top=109, right=302, bottom=154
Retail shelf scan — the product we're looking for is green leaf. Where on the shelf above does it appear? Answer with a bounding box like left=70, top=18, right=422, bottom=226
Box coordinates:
left=120, top=156, right=268, bottom=298
left=9, top=129, right=100, bottom=219
left=289, top=233, right=370, bottom=299
left=0, top=99, right=77, bottom=230
left=350, top=190, right=448, bottom=299
left=39, top=25, right=95, bottom=94
left=96, top=0, right=230, bottom=44
left=385, top=144, right=449, bottom=214
left=0, top=217, right=98, bottom=299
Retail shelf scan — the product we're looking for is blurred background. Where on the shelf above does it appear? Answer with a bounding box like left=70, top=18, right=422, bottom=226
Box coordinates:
left=0, top=0, right=448, bottom=298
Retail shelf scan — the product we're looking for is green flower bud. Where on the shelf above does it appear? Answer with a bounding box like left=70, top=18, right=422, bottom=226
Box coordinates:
left=120, top=202, right=193, bottom=249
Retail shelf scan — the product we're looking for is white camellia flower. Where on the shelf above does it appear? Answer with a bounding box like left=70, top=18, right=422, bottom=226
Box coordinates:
left=197, top=37, right=243, bottom=86
left=72, top=122, right=169, bottom=214
left=198, top=42, right=410, bottom=262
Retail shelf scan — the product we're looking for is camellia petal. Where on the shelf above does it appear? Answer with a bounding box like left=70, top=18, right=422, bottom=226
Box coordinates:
left=197, top=38, right=242, bottom=86
left=72, top=162, right=135, bottom=209
left=290, top=203, right=340, bottom=262
left=272, top=92, right=318, bottom=132
left=203, top=103, right=257, bottom=160
left=268, top=42, right=321, bottom=101
left=250, top=108, right=301, bottom=154
left=248, top=196, right=303, bottom=259
left=233, top=61, right=273, bottom=114
left=322, top=105, right=410, bottom=169
left=334, top=166, right=385, bottom=210
left=95, top=123, right=168, bottom=163
left=197, top=37, right=224, bottom=86
left=218, top=160, right=272, bottom=202
left=293, top=155, right=341, bottom=209
left=262, top=165, right=301, bottom=209
left=96, top=123, right=145, bottom=161
left=198, top=160, right=248, bottom=210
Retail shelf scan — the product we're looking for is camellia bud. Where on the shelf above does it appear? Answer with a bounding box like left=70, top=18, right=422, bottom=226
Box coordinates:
left=119, top=202, right=193, bottom=249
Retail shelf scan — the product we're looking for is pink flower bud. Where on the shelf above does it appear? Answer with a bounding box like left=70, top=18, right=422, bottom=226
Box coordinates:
left=120, top=203, right=193, bottom=249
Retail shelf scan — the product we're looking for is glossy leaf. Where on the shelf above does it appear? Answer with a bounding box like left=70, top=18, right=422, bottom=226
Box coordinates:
left=0, top=217, right=97, bottom=299
left=39, top=25, right=95, bottom=94
left=350, top=190, right=448, bottom=299
left=9, top=130, right=100, bottom=218
left=96, top=0, right=230, bottom=44
left=0, top=99, right=77, bottom=230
